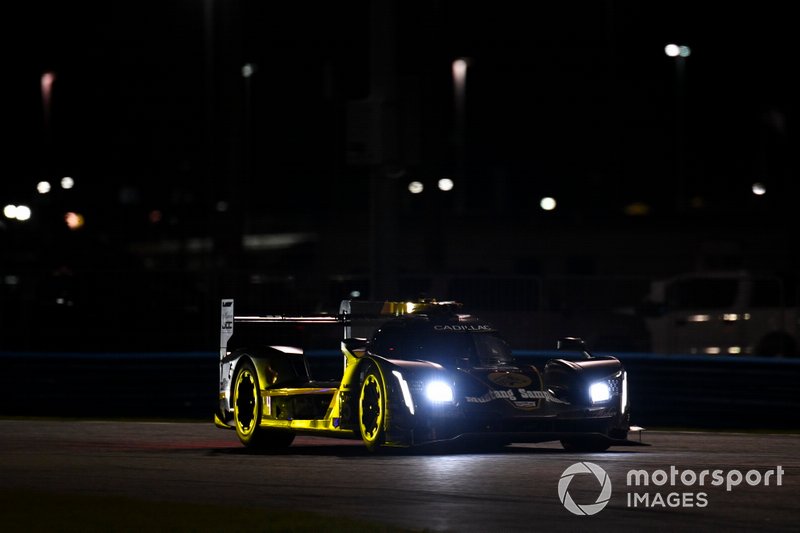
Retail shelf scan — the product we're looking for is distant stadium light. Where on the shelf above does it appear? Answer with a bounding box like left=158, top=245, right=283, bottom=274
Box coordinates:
left=438, top=178, right=454, bottom=192
left=452, top=58, right=468, bottom=84
left=408, top=181, right=424, bottom=194
left=665, top=44, right=680, bottom=57
left=752, top=182, right=766, bottom=196
left=37, top=181, right=52, bottom=194
left=14, top=205, right=32, bottom=221
left=679, top=45, right=691, bottom=57
left=61, top=176, right=75, bottom=189
left=540, top=197, right=556, bottom=211
left=65, top=212, right=85, bottom=230
left=3, top=204, right=32, bottom=221
left=242, top=63, right=256, bottom=78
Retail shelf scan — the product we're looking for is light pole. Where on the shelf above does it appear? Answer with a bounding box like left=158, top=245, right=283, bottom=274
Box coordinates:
left=665, top=44, right=690, bottom=212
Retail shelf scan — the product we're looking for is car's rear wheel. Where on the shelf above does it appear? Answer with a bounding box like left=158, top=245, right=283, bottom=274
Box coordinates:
left=560, top=436, right=611, bottom=453
left=233, top=360, right=295, bottom=450
left=358, top=365, right=386, bottom=451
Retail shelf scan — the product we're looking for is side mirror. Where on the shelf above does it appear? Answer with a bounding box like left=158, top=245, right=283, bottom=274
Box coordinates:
left=557, top=337, right=593, bottom=359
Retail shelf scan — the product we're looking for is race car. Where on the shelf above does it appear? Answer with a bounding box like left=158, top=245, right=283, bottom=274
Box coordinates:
left=215, top=298, right=641, bottom=452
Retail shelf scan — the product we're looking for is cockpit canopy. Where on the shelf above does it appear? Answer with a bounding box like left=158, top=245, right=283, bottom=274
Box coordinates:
left=369, top=315, right=514, bottom=368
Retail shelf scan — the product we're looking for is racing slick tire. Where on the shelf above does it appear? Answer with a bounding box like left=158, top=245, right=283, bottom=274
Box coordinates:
left=358, top=364, right=387, bottom=452
left=233, top=360, right=295, bottom=450
left=560, top=436, right=611, bottom=453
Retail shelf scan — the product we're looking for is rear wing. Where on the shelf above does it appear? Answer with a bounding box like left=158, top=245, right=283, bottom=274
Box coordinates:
left=219, top=298, right=463, bottom=360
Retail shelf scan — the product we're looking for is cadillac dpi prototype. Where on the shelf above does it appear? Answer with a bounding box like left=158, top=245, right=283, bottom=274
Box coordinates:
left=215, top=299, right=641, bottom=452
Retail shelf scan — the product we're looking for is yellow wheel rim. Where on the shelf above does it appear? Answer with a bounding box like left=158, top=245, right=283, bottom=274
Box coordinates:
left=234, top=368, right=258, bottom=437
left=359, top=373, right=383, bottom=443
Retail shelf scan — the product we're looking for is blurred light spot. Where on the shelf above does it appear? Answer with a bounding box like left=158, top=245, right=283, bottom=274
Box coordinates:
left=679, top=45, right=691, bottom=57
left=242, top=63, right=256, bottom=78
left=3, top=205, right=17, bottom=219
left=688, top=314, right=711, bottom=322
left=37, top=181, right=52, bottom=194
left=15, top=205, right=31, bottom=221
left=242, top=232, right=315, bottom=251
left=4, top=275, right=20, bottom=286
left=349, top=290, right=362, bottom=298
left=624, top=202, right=651, bottom=216
left=752, top=182, right=766, bottom=196
left=704, top=347, right=721, bottom=355
left=665, top=44, right=680, bottom=57
left=216, top=201, right=229, bottom=212
left=539, top=197, right=556, bottom=211
left=61, top=177, right=75, bottom=189
left=690, top=196, right=705, bottom=209
left=728, top=346, right=742, bottom=355
left=41, top=72, right=56, bottom=112
left=438, top=178, right=454, bottom=192
left=452, top=58, right=468, bottom=82
left=149, top=210, right=163, bottom=224
left=408, top=181, right=424, bottom=194
left=65, top=212, right=85, bottom=230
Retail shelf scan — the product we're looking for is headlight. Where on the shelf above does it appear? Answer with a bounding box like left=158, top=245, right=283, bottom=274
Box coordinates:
left=425, top=381, right=454, bottom=403
left=589, top=382, right=611, bottom=403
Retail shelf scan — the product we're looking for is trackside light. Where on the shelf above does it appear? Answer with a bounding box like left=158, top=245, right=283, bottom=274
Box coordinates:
left=438, top=178, right=454, bottom=192
left=540, top=197, right=556, bottom=211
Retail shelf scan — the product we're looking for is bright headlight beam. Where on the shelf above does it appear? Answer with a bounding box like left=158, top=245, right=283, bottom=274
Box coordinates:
left=589, top=382, right=611, bottom=403
left=425, top=381, right=454, bottom=403
left=392, top=371, right=415, bottom=415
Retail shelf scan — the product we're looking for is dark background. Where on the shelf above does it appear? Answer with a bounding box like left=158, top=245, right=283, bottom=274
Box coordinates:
left=1, top=1, right=797, bottom=352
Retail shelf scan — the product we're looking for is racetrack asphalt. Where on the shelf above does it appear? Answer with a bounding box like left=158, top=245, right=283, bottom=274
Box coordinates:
left=0, top=420, right=797, bottom=532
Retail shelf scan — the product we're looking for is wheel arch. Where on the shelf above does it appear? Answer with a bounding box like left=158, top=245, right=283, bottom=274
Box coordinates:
left=227, top=346, right=310, bottom=409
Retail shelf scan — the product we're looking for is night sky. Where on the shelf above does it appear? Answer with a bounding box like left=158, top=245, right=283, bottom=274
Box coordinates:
left=3, top=0, right=798, bottom=254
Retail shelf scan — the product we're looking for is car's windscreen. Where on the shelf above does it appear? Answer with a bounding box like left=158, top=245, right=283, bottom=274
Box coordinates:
left=373, top=330, right=514, bottom=367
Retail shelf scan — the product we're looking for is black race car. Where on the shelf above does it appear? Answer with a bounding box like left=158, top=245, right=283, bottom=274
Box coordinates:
left=215, top=299, right=642, bottom=451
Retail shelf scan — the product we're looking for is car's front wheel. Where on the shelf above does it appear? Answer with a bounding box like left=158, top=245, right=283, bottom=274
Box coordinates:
left=358, top=365, right=386, bottom=451
left=233, top=360, right=295, bottom=450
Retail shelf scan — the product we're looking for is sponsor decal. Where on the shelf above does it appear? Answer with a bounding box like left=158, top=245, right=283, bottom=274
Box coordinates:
left=488, top=372, right=532, bottom=388
left=465, top=388, right=566, bottom=404
left=433, top=324, right=494, bottom=332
